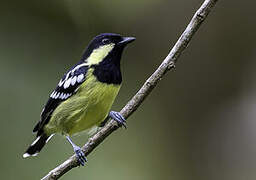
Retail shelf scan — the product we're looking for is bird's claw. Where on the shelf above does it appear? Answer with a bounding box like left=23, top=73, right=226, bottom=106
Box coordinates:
left=109, top=111, right=127, bottom=128
left=74, top=146, right=87, bottom=166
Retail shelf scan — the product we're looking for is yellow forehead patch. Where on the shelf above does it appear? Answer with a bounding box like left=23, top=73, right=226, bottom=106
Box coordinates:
left=86, top=43, right=115, bottom=66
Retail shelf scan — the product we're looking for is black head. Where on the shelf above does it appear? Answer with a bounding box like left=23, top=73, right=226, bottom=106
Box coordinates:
left=81, top=33, right=135, bottom=85
left=82, top=33, right=135, bottom=64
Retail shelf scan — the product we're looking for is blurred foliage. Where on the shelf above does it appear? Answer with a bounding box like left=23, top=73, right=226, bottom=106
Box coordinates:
left=1, top=0, right=256, bottom=180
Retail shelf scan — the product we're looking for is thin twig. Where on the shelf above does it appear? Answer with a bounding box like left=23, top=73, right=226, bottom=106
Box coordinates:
left=41, top=0, right=219, bottom=179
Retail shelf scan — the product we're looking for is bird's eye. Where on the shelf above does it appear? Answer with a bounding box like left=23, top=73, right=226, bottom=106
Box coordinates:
left=102, top=38, right=111, bottom=44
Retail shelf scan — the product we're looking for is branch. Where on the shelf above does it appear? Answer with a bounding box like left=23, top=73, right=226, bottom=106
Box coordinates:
left=41, top=0, right=219, bottom=179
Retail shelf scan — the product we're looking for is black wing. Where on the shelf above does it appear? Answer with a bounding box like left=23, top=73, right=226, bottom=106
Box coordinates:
left=33, top=64, right=88, bottom=136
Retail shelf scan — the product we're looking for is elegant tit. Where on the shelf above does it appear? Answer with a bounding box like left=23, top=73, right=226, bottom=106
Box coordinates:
left=23, top=33, right=135, bottom=165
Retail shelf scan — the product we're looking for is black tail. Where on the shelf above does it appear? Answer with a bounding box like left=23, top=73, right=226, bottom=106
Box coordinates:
left=23, top=133, right=53, bottom=158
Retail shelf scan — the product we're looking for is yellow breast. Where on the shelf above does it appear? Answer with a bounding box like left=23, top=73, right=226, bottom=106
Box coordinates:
left=45, top=69, right=120, bottom=136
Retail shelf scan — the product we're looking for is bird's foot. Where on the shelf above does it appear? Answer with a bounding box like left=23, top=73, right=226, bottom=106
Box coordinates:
left=73, top=145, right=87, bottom=166
left=109, top=111, right=127, bottom=128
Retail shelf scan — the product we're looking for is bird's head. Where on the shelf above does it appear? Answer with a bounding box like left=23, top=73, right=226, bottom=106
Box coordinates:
left=82, top=33, right=135, bottom=66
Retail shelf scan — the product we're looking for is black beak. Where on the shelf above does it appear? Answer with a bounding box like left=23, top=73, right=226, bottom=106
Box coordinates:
left=119, top=37, right=136, bottom=45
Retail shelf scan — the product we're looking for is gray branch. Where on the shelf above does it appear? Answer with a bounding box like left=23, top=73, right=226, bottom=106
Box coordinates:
left=41, top=0, right=219, bottom=179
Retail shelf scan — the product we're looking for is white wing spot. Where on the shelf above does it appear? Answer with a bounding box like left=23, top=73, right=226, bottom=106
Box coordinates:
left=71, top=76, right=77, bottom=86
left=71, top=63, right=87, bottom=73
left=59, top=93, right=64, bottom=99
left=64, top=71, right=71, bottom=81
left=77, top=74, right=84, bottom=83
left=58, top=79, right=64, bottom=87
left=51, top=91, right=57, bottom=99
left=64, top=78, right=71, bottom=89
left=66, top=93, right=70, bottom=99
left=50, top=91, right=55, bottom=98
left=55, top=92, right=60, bottom=99
left=64, top=93, right=69, bottom=99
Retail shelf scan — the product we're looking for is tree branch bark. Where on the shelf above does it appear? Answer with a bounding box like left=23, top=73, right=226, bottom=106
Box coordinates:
left=41, top=0, right=219, bottom=179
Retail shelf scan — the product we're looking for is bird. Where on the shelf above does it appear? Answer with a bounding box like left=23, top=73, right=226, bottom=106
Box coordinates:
left=23, top=33, right=135, bottom=165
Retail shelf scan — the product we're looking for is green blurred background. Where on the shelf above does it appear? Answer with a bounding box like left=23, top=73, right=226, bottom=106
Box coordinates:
left=1, top=0, right=256, bottom=179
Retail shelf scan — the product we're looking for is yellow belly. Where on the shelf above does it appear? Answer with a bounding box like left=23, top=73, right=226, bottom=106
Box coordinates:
left=44, top=69, right=120, bottom=136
